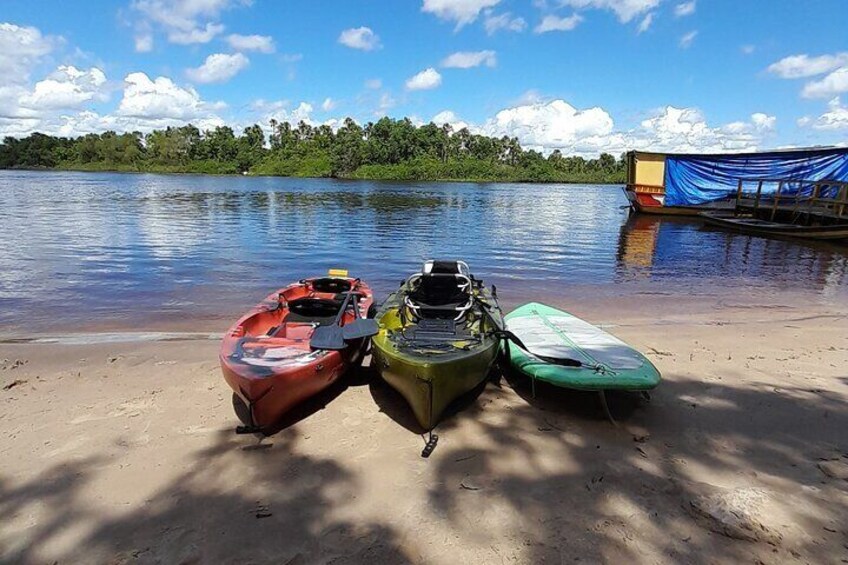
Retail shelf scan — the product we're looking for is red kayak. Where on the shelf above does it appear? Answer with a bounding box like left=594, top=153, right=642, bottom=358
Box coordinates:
left=220, top=273, right=374, bottom=431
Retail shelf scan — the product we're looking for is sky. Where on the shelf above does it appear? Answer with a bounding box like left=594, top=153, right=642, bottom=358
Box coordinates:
left=0, top=0, right=846, bottom=157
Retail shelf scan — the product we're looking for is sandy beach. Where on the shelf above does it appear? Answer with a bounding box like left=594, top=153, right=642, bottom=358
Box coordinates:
left=1, top=292, right=847, bottom=564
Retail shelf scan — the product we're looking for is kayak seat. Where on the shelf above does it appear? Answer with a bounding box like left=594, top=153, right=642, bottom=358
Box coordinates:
left=423, top=259, right=471, bottom=276
left=406, top=273, right=473, bottom=321
left=284, top=297, right=343, bottom=325
left=426, top=260, right=461, bottom=274
left=310, top=278, right=352, bottom=294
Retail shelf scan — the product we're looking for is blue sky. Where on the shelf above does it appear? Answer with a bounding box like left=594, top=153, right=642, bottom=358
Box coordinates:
left=1, top=0, right=846, bottom=156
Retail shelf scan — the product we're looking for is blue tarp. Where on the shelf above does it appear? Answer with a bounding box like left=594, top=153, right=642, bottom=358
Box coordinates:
left=664, top=148, right=848, bottom=206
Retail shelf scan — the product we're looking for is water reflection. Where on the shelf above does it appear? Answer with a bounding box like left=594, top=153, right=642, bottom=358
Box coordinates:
left=0, top=170, right=845, bottom=334
left=616, top=212, right=848, bottom=294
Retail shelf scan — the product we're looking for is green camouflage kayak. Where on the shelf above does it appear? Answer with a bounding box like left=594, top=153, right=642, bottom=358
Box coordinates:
left=504, top=303, right=661, bottom=391
left=371, top=261, right=503, bottom=430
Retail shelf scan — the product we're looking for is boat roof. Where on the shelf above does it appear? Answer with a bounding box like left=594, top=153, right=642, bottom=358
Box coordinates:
left=628, top=146, right=847, bottom=160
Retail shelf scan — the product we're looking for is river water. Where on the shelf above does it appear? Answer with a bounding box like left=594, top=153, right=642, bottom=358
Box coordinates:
left=0, top=170, right=845, bottom=334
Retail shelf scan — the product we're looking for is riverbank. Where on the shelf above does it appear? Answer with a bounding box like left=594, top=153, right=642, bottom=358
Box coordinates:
left=2, top=294, right=846, bottom=563
left=10, top=159, right=626, bottom=184
left=0, top=120, right=626, bottom=184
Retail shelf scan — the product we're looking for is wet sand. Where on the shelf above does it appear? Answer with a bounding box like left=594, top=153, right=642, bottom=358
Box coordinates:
left=1, top=293, right=847, bottom=564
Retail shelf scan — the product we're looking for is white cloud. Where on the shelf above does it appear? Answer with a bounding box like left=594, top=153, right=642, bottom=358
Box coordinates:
left=750, top=112, right=776, bottom=130
left=635, top=106, right=771, bottom=153
left=431, top=110, right=471, bottom=130
left=0, top=27, right=107, bottom=134
left=186, top=52, right=249, bottom=84
left=804, top=97, right=848, bottom=130
left=431, top=110, right=459, bottom=123
left=291, top=102, right=314, bottom=123
left=766, top=53, right=848, bottom=101
left=169, top=22, right=224, bottom=44
left=480, top=99, right=615, bottom=153
left=535, top=14, right=583, bottom=33
left=131, top=0, right=243, bottom=45
left=428, top=99, right=779, bottom=157
left=560, top=0, right=660, bottom=23
left=767, top=52, right=848, bottom=79
left=321, top=97, right=337, bottom=111
left=679, top=30, right=697, bottom=48
left=118, top=72, right=225, bottom=121
left=260, top=101, right=315, bottom=126
left=441, top=50, right=497, bottom=68
left=406, top=68, right=442, bottom=91
left=250, top=98, right=288, bottom=113
left=338, top=27, right=381, bottom=51
left=1, top=70, right=229, bottom=137
left=483, top=11, right=527, bottom=34
left=801, top=67, right=848, bottom=99
left=280, top=53, right=303, bottom=63
left=0, top=23, right=56, bottom=84
left=637, top=12, right=653, bottom=33
left=226, top=34, right=275, bottom=53
left=134, top=33, right=153, bottom=52
left=674, top=1, right=696, bottom=17
left=422, top=0, right=501, bottom=28
left=741, top=44, right=755, bottom=55
left=515, top=89, right=547, bottom=105
left=50, top=108, right=226, bottom=137
left=378, top=92, right=396, bottom=113
left=365, top=78, right=382, bottom=89
left=20, top=66, right=108, bottom=110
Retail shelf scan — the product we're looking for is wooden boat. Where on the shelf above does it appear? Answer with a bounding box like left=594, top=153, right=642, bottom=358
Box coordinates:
left=370, top=260, right=503, bottom=431
left=220, top=273, right=374, bottom=432
left=625, top=148, right=848, bottom=216
left=625, top=151, right=734, bottom=215
left=701, top=211, right=848, bottom=241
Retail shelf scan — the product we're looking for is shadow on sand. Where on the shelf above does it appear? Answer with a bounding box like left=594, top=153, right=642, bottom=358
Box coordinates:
left=2, top=363, right=847, bottom=563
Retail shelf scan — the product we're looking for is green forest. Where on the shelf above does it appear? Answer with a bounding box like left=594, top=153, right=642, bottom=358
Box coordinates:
left=0, top=118, right=626, bottom=183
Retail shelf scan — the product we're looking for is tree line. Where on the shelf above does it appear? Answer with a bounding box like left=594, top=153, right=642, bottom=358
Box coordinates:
left=0, top=118, right=626, bottom=183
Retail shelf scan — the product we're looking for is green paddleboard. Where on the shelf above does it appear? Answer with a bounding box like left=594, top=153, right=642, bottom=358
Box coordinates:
left=504, top=303, right=661, bottom=391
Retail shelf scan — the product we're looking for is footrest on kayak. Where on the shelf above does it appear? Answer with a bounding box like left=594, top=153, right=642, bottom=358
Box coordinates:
left=418, top=319, right=457, bottom=333
left=406, top=323, right=475, bottom=344
left=408, top=319, right=458, bottom=340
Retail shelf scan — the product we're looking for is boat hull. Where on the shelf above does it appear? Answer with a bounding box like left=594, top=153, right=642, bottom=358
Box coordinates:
left=219, top=277, right=373, bottom=431
left=701, top=211, right=848, bottom=240
left=626, top=186, right=735, bottom=216
left=371, top=283, right=503, bottom=431
left=372, top=336, right=499, bottom=430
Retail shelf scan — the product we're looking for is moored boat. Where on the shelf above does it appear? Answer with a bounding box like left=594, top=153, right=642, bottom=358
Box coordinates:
left=701, top=211, right=848, bottom=241
left=625, top=147, right=848, bottom=216
left=220, top=272, right=374, bottom=432
left=371, top=260, right=503, bottom=431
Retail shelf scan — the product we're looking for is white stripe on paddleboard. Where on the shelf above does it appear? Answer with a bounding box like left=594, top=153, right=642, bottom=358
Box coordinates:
left=507, top=315, right=643, bottom=370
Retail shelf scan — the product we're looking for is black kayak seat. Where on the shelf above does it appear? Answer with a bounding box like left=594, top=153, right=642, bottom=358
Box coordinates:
left=409, top=274, right=469, bottom=306
left=427, top=260, right=461, bottom=274
left=406, top=273, right=473, bottom=320
left=284, top=297, right=343, bottom=324
left=310, top=277, right=352, bottom=294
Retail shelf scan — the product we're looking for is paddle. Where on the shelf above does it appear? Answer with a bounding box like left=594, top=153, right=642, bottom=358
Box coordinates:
left=473, top=295, right=585, bottom=368
left=309, top=291, right=354, bottom=350
left=342, top=293, right=379, bottom=340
